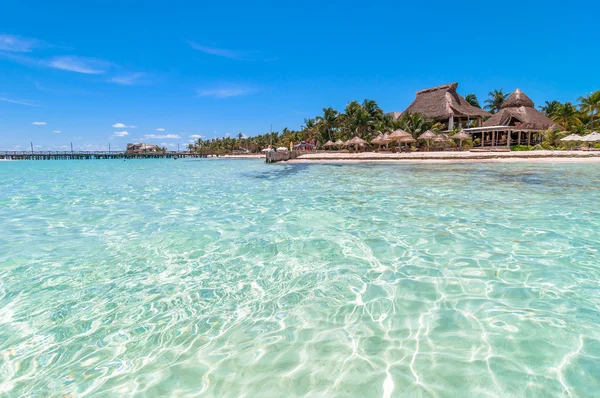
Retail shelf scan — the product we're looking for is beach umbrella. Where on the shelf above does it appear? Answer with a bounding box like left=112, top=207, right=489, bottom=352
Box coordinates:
left=398, top=136, right=416, bottom=144
left=388, top=129, right=412, bottom=142
left=418, top=130, right=437, bottom=140
left=452, top=130, right=472, bottom=149
left=418, top=130, right=437, bottom=149
left=348, top=136, right=367, bottom=145
left=348, top=136, right=367, bottom=151
left=334, top=139, right=345, bottom=147
left=398, top=136, right=416, bottom=149
left=560, top=134, right=584, bottom=142
left=371, top=134, right=384, bottom=144
left=323, top=140, right=336, bottom=149
left=371, top=135, right=384, bottom=150
left=583, top=132, right=600, bottom=142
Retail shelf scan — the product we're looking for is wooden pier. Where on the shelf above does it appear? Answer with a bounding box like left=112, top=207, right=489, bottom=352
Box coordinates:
left=0, top=151, right=214, bottom=160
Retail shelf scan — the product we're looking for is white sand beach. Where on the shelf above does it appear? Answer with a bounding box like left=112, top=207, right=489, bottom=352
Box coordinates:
left=288, top=150, right=600, bottom=163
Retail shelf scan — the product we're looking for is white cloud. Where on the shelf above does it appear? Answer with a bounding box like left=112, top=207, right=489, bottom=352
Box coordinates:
left=32, top=121, right=47, bottom=125
left=113, top=131, right=128, bottom=137
left=0, top=96, right=40, bottom=106
left=0, top=34, right=40, bottom=52
left=187, top=41, right=251, bottom=60
left=144, top=134, right=180, bottom=139
left=111, top=72, right=144, bottom=85
left=112, top=122, right=127, bottom=128
left=47, top=56, right=109, bottom=74
left=190, top=134, right=203, bottom=139
left=53, top=130, right=61, bottom=133
left=129, top=125, right=137, bottom=129
left=197, top=84, right=254, bottom=98
left=156, top=128, right=165, bottom=132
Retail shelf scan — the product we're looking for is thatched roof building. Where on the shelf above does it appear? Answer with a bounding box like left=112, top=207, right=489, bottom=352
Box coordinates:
left=465, top=88, right=561, bottom=147
left=483, top=89, right=561, bottom=130
left=391, top=83, right=490, bottom=130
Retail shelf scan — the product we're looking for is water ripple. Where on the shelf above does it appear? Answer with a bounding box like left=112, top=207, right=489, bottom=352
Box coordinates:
left=1, top=159, right=600, bottom=396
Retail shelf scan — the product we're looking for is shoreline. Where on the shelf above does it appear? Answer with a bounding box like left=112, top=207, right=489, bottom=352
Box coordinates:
left=287, top=150, right=600, bottom=163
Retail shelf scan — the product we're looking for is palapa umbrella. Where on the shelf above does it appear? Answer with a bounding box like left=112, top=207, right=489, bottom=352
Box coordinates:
left=418, top=130, right=437, bottom=140
left=398, top=136, right=416, bottom=144
left=323, top=140, right=336, bottom=149
left=348, top=136, right=367, bottom=145
left=372, top=133, right=392, bottom=150
left=371, top=134, right=384, bottom=144
left=398, top=136, right=416, bottom=150
left=418, top=130, right=437, bottom=149
left=388, top=129, right=412, bottom=141
left=452, top=130, right=472, bottom=149
left=334, top=139, right=346, bottom=147
left=348, top=136, right=367, bottom=151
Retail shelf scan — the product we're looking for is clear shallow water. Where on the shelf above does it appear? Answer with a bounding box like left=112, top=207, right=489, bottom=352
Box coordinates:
left=1, top=159, right=599, bottom=397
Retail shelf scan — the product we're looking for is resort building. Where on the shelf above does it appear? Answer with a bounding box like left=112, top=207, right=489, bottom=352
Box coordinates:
left=391, top=82, right=491, bottom=129
left=464, top=89, right=562, bottom=147
left=126, top=143, right=162, bottom=153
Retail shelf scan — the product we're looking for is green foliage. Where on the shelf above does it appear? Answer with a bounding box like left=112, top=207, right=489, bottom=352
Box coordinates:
left=185, top=88, right=600, bottom=154
left=398, top=112, right=432, bottom=138
left=578, top=90, right=600, bottom=130
left=550, top=102, right=582, bottom=131
left=484, top=89, right=509, bottom=114
left=465, top=94, right=481, bottom=108
left=539, top=100, right=561, bottom=116
left=511, top=145, right=533, bottom=151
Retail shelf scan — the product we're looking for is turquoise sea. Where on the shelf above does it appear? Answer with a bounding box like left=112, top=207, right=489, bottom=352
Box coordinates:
left=1, top=159, right=599, bottom=397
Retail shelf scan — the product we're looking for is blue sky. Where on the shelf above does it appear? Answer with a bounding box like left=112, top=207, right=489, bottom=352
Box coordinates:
left=1, top=0, right=598, bottom=150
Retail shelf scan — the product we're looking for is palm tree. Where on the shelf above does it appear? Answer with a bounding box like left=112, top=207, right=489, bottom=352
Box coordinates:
left=465, top=94, right=481, bottom=108
left=399, top=112, right=430, bottom=138
left=302, top=118, right=317, bottom=142
left=550, top=102, right=582, bottom=131
left=539, top=100, right=561, bottom=117
left=342, top=101, right=372, bottom=139
left=315, top=107, right=339, bottom=142
left=579, top=90, right=600, bottom=131
left=362, top=99, right=384, bottom=121
left=484, top=89, right=509, bottom=114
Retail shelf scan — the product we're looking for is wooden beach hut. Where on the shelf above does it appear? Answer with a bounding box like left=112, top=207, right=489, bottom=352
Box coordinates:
left=390, top=83, right=491, bottom=130
left=464, top=89, right=562, bottom=147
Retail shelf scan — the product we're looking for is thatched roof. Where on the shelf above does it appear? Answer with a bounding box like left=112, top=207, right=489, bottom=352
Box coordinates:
left=388, top=129, right=412, bottom=140
left=323, top=140, right=336, bottom=147
left=484, top=89, right=562, bottom=130
left=348, top=136, right=367, bottom=145
left=418, top=130, right=437, bottom=140
left=386, top=112, right=402, bottom=120
left=452, top=131, right=472, bottom=140
left=501, top=89, right=534, bottom=109
left=399, top=83, right=491, bottom=121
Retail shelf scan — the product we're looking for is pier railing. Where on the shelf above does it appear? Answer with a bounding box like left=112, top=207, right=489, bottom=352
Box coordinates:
left=0, top=151, right=212, bottom=160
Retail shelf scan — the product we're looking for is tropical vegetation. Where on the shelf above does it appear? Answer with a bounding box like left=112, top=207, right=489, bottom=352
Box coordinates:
left=185, top=88, right=600, bottom=153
